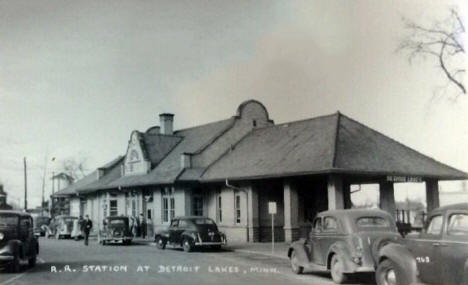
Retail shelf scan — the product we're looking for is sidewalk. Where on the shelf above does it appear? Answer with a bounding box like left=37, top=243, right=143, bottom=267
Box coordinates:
left=131, top=236, right=290, bottom=260
left=224, top=242, right=290, bottom=260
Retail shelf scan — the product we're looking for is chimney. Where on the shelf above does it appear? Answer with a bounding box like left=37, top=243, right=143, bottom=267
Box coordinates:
left=180, top=153, right=192, bottom=169
left=159, top=113, right=174, bottom=135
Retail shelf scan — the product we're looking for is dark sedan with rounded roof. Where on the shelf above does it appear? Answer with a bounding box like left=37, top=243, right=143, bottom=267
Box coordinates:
left=154, top=216, right=227, bottom=252
left=288, top=209, right=401, bottom=284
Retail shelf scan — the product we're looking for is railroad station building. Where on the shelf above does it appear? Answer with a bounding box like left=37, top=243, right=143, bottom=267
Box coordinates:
left=53, top=100, right=468, bottom=242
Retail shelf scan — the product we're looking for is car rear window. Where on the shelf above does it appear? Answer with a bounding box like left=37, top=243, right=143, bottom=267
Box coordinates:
left=0, top=215, right=18, bottom=227
left=448, top=213, right=468, bottom=236
left=110, top=220, right=126, bottom=225
left=193, top=218, right=215, bottom=225
left=356, top=217, right=390, bottom=228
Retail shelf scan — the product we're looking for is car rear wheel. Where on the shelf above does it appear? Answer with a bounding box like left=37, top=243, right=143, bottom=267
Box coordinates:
left=155, top=236, right=166, bottom=250
left=28, top=256, right=37, bottom=267
left=210, top=245, right=222, bottom=251
left=9, top=254, right=20, bottom=273
left=376, top=259, right=402, bottom=285
left=182, top=238, right=193, bottom=252
left=290, top=250, right=304, bottom=274
left=330, top=254, right=348, bottom=284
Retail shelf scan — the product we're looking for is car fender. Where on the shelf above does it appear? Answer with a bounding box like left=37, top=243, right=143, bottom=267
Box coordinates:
left=0, top=240, right=21, bottom=257
left=378, top=243, right=419, bottom=285
left=181, top=231, right=198, bottom=243
left=327, top=241, right=355, bottom=273
left=154, top=231, right=169, bottom=240
left=287, top=239, right=310, bottom=265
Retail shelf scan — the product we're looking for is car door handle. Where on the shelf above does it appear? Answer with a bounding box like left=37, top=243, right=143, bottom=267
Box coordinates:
left=433, top=242, right=448, bottom=247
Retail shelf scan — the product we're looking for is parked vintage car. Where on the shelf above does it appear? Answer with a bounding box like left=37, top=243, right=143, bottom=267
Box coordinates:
left=376, top=203, right=468, bottom=285
left=287, top=209, right=401, bottom=284
left=154, top=217, right=227, bottom=252
left=0, top=210, right=39, bottom=272
left=98, top=216, right=133, bottom=245
left=49, top=215, right=78, bottom=239
left=33, top=216, right=51, bottom=237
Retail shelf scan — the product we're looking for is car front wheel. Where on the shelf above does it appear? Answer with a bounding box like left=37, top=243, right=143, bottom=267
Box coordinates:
left=155, top=236, right=166, bottom=250
left=290, top=250, right=304, bottom=274
left=330, top=254, right=348, bottom=284
left=376, top=259, right=402, bottom=285
left=182, top=238, right=193, bottom=252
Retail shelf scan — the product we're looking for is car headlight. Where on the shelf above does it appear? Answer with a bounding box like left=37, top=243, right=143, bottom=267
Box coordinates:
left=0, top=232, right=4, bottom=240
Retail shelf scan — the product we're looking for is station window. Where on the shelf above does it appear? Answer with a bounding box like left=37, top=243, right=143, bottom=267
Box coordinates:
left=163, top=198, right=169, bottom=223
left=235, top=195, right=241, bottom=224
left=110, top=200, right=118, bottom=216
left=218, top=195, right=223, bottom=223
left=170, top=198, right=175, bottom=220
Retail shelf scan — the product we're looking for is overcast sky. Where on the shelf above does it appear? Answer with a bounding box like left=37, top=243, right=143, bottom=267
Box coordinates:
left=0, top=0, right=466, bottom=208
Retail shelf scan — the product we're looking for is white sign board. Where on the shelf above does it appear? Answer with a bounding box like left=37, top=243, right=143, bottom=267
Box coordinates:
left=268, top=202, right=277, bottom=214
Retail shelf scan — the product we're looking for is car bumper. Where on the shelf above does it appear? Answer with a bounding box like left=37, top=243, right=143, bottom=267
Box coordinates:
left=354, top=266, right=375, bottom=273
left=195, top=241, right=227, bottom=246
left=102, top=237, right=132, bottom=242
left=0, top=255, right=14, bottom=261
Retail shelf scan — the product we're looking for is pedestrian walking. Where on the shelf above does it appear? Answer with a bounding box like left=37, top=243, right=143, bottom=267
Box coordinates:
left=136, top=215, right=141, bottom=237
left=82, top=215, right=93, bottom=246
left=130, top=216, right=137, bottom=237
left=140, top=213, right=147, bottom=239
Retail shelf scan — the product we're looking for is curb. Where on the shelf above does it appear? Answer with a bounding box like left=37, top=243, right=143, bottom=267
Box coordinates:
left=229, top=248, right=289, bottom=260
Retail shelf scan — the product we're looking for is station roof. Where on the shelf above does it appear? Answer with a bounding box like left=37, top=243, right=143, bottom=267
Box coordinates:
left=201, top=112, right=468, bottom=181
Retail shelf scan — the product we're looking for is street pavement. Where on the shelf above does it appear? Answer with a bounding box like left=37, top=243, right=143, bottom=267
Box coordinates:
left=0, top=238, right=374, bottom=285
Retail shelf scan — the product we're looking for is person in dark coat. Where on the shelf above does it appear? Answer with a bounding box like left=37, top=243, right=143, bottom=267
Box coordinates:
left=140, top=214, right=147, bottom=239
left=82, top=215, right=93, bottom=246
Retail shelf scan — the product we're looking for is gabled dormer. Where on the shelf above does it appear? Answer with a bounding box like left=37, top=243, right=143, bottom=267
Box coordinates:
left=123, top=131, right=151, bottom=176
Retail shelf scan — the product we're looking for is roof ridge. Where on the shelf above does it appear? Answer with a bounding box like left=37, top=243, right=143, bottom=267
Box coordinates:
left=192, top=118, right=237, bottom=155
left=255, top=112, right=338, bottom=131
left=174, top=118, right=233, bottom=133
left=339, top=113, right=468, bottom=176
left=331, top=111, right=341, bottom=168
left=200, top=127, right=256, bottom=179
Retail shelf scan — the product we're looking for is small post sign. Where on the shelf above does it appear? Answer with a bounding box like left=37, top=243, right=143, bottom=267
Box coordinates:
left=268, top=202, right=277, bottom=254
left=268, top=202, right=277, bottom=215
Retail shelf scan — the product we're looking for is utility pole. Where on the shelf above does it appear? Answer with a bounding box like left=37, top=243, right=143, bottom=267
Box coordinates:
left=23, top=157, right=28, bottom=211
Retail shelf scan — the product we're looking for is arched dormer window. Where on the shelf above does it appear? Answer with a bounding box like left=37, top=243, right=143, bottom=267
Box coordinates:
left=129, top=150, right=139, bottom=162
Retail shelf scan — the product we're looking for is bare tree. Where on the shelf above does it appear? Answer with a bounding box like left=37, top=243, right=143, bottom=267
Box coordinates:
left=61, top=157, right=88, bottom=181
left=399, top=8, right=465, bottom=96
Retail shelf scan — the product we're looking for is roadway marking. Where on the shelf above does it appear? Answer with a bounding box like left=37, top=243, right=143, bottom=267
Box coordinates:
left=0, top=257, right=45, bottom=285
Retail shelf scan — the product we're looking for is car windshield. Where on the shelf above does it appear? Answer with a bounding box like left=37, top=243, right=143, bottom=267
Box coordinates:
left=193, top=218, right=215, bottom=225
left=356, top=217, right=390, bottom=228
left=0, top=214, right=18, bottom=228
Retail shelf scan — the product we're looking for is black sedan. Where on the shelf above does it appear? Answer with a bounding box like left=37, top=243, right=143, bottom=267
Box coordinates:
left=154, top=217, right=226, bottom=252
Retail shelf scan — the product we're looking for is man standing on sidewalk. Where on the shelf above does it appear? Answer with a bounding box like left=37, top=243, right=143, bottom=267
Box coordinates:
left=82, top=215, right=93, bottom=246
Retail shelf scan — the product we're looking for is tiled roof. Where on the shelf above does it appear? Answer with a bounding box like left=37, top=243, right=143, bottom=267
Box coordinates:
left=201, top=112, right=468, bottom=181
left=76, top=157, right=125, bottom=193
left=108, top=118, right=235, bottom=187
left=52, top=156, right=123, bottom=196
left=51, top=171, right=98, bottom=197
left=141, top=134, right=182, bottom=166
